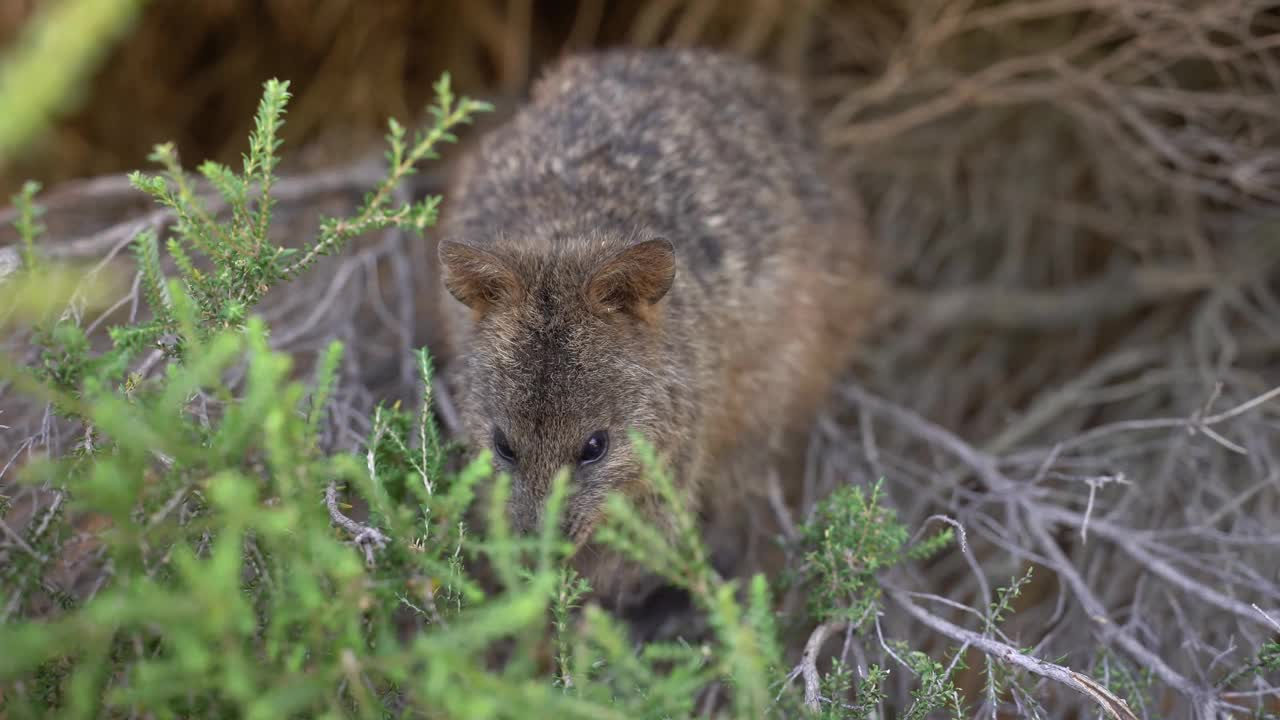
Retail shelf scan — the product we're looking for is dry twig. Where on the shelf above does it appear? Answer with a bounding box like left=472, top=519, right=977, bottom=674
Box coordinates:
left=324, top=482, right=388, bottom=567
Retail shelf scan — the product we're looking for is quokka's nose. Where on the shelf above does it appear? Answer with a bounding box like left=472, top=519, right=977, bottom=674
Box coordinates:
left=505, top=500, right=541, bottom=536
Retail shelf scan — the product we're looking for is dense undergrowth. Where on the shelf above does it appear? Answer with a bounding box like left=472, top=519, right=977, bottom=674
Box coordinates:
left=0, top=75, right=994, bottom=719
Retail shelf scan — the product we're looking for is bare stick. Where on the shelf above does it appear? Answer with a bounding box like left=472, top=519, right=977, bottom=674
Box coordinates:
left=324, top=482, right=388, bottom=566
left=1022, top=516, right=1224, bottom=717
left=1253, top=604, right=1280, bottom=634
left=765, top=468, right=799, bottom=542
left=1016, top=383, right=1280, bottom=459
left=800, top=620, right=847, bottom=711
left=1036, top=504, right=1280, bottom=628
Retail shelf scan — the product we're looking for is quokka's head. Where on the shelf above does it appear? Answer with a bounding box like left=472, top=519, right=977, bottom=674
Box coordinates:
left=438, top=231, right=677, bottom=544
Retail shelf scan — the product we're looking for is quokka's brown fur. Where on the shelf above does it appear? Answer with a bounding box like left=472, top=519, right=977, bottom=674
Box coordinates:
left=432, top=46, right=878, bottom=611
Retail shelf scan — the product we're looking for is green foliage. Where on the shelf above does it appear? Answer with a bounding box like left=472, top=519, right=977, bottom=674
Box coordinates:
left=1264, top=641, right=1280, bottom=674
left=121, top=75, right=486, bottom=348
left=890, top=642, right=965, bottom=719
left=787, top=482, right=963, bottom=718
left=12, top=180, right=45, bottom=271
left=299, top=75, right=490, bottom=274
left=7, top=73, right=480, bottom=405
left=824, top=661, right=885, bottom=717
left=796, top=479, right=952, bottom=627
left=0, top=320, right=784, bottom=718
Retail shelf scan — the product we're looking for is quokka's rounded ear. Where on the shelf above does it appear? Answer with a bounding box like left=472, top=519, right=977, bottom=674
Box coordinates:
left=438, top=241, right=522, bottom=313
left=585, top=238, right=677, bottom=316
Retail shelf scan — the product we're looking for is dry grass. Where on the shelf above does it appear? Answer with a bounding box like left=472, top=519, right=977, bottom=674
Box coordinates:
left=3, top=1, right=1280, bottom=717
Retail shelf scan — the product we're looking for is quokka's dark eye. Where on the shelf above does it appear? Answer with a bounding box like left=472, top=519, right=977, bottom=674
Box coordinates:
left=492, top=428, right=516, bottom=463
left=579, top=431, right=609, bottom=465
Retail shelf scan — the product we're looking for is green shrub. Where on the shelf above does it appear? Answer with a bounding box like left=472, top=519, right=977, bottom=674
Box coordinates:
left=0, top=74, right=967, bottom=719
